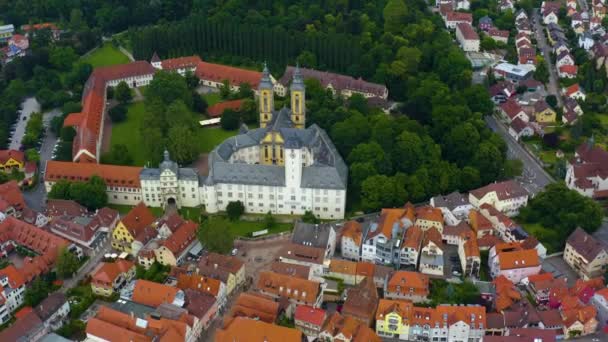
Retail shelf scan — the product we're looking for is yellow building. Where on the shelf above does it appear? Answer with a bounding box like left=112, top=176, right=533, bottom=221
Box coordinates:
left=0, top=150, right=25, bottom=172
left=534, top=100, right=556, bottom=123
left=258, top=63, right=306, bottom=165
left=111, top=202, right=156, bottom=253
left=198, top=252, right=246, bottom=295
left=375, top=299, right=412, bottom=340
left=153, top=220, right=197, bottom=267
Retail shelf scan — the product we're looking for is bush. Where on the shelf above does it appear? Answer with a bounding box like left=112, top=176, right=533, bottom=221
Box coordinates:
left=109, top=105, right=127, bottom=122
left=226, top=201, right=245, bottom=221
left=220, top=109, right=240, bottom=130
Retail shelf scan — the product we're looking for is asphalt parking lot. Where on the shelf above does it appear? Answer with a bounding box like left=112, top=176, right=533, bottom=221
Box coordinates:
left=9, top=97, right=40, bottom=150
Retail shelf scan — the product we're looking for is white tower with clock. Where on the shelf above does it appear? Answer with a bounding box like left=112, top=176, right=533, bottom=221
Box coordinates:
left=285, top=147, right=303, bottom=189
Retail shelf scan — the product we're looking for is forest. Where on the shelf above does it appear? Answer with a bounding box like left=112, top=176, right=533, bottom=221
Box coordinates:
left=0, top=0, right=517, bottom=211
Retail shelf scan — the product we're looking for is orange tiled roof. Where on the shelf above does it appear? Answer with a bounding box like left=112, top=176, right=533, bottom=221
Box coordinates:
left=227, top=292, right=279, bottom=324
left=161, top=56, right=202, bottom=71
left=498, top=249, right=540, bottom=270
left=198, top=252, right=244, bottom=274
left=177, top=273, right=222, bottom=297
left=196, top=61, right=262, bottom=88
left=0, top=150, right=24, bottom=165
left=469, top=210, right=494, bottom=232
left=341, top=220, right=363, bottom=246
left=494, top=275, right=522, bottom=311
left=0, top=217, right=69, bottom=282
left=329, top=259, right=357, bottom=276
left=415, top=206, right=443, bottom=223
left=436, top=305, right=486, bottom=327
left=367, top=208, right=410, bottom=240
left=295, top=305, right=326, bottom=326
left=45, top=161, right=143, bottom=188
left=217, top=317, right=302, bottom=342
left=342, top=277, right=378, bottom=323
left=386, top=271, right=429, bottom=295
left=91, top=260, right=134, bottom=287
left=376, top=299, right=413, bottom=320
left=0, top=181, right=25, bottom=212
left=402, top=225, right=423, bottom=250
left=161, top=220, right=197, bottom=255
left=132, top=279, right=180, bottom=307
left=463, top=237, right=480, bottom=258
left=207, top=99, right=245, bottom=118
left=257, top=271, right=320, bottom=305
left=355, top=261, right=375, bottom=277
left=121, top=202, right=156, bottom=237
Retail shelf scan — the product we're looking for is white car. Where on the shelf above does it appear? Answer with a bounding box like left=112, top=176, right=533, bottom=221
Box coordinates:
left=231, top=248, right=238, bottom=256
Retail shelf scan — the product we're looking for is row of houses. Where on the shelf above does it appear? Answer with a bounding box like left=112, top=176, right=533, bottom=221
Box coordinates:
left=0, top=23, right=61, bottom=64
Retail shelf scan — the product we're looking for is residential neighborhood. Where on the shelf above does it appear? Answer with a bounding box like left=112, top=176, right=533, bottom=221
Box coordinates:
left=1, top=0, right=608, bottom=341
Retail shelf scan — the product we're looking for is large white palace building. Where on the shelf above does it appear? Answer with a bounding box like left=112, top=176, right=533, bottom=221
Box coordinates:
left=45, top=65, right=348, bottom=219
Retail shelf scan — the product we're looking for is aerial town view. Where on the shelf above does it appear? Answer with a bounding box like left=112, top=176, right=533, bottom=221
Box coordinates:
left=1, top=0, right=608, bottom=341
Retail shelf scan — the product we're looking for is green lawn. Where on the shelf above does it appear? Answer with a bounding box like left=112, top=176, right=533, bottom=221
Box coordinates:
left=110, top=102, right=147, bottom=166
left=108, top=203, right=164, bottom=217
left=521, top=222, right=560, bottom=254
left=111, top=102, right=239, bottom=164
left=193, top=127, right=239, bottom=153
left=203, top=93, right=221, bottom=106
left=83, top=43, right=130, bottom=68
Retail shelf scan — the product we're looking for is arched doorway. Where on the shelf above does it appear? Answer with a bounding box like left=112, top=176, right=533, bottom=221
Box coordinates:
left=165, top=197, right=177, bottom=215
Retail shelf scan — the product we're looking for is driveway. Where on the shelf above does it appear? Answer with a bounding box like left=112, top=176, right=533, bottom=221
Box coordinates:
left=22, top=108, right=62, bottom=212
left=9, top=97, right=40, bottom=150
left=541, top=255, right=578, bottom=287
left=532, top=9, right=563, bottom=107
left=485, top=115, right=554, bottom=195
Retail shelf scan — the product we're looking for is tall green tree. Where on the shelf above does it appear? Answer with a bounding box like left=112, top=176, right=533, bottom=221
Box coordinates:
left=197, top=218, right=234, bottom=254
left=383, top=0, right=408, bottom=34
left=56, top=247, right=80, bottom=279
left=115, top=81, right=132, bottom=104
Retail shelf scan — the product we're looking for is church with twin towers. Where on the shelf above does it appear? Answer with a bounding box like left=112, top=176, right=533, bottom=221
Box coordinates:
left=138, top=64, right=348, bottom=220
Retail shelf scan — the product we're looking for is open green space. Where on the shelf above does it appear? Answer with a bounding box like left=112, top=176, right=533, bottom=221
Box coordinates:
left=521, top=222, right=558, bottom=254
left=82, top=42, right=130, bottom=68
left=110, top=102, right=240, bottom=165
left=108, top=203, right=164, bottom=217
left=109, top=102, right=147, bottom=166
left=203, top=92, right=221, bottom=106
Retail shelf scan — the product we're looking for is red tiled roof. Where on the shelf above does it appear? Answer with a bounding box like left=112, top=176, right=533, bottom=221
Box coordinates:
left=22, top=23, right=59, bottom=31
left=14, top=306, right=33, bottom=320
left=161, top=56, right=202, bottom=71
left=500, top=99, right=525, bottom=120
left=0, top=181, right=25, bottom=212
left=162, top=220, right=197, bottom=255
left=196, top=61, right=262, bottom=88
left=447, top=12, right=473, bottom=23
left=470, top=180, right=528, bottom=201
left=227, top=292, right=279, bottom=324
left=132, top=279, right=180, bottom=307
left=295, top=305, right=326, bottom=326
left=511, top=117, right=530, bottom=134
left=121, top=202, right=156, bottom=237
left=0, top=265, right=26, bottom=289
left=559, top=65, right=578, bottom=75
left=488, top=28, right=510, bottom=38
left=498, top=249, right=540, bottom=270
left=0, top=217, right=69, bottom=282
left=45, top=199, right=87, bottom=217
left=91, top=260, right=134, bottom=287
left=217, top=317, right=302, bottom=342
left=565, top=83, right=581, bottom=97
left=0, top=150, right=24, bottom=165
left=45, top=160, right=143, bottom=188
left=207, top=99, right=244, bottom=118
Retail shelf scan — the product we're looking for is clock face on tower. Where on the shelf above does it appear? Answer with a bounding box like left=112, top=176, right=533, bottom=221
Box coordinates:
left=290, top=151, right=295, bottom=158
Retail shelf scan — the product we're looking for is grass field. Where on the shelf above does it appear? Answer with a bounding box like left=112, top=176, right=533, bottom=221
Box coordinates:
left=110, top=102, right=147, bottom=166
left=110, top=102, right=239, bottom=164
left=204, top=215, right=292, bottom=237
left=203, top=93, right=221, bottom=106
left=108, top=204, right=164, bottom=217
left=83, top=43, right=130, bottom=68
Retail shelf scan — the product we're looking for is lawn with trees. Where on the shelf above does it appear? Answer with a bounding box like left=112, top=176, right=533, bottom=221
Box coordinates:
left=517, top=182, right=604, bottom=253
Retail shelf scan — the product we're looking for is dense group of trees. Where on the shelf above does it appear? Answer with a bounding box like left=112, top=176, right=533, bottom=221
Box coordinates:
left=139, top=71, right=203, bottom=165
left=518, top=183, right=603, bottom=251
left=55, top=247, right=81, bottom=279
left=48, top=175, right=108, bottom=209
left=197, top=217, right=234, bottom=254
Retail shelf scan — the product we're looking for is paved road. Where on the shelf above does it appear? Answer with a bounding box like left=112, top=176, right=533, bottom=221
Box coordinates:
left=22, top=108, right=62, bottom=211
left=485, top=116, right=554, bottom=195
left=532, top=9, right=563, bottom=107
left=9, top=97, right=41, bottom=150
left=576, top=0, right=588, bottom=12
left=60, top=236, right=112, bottom=293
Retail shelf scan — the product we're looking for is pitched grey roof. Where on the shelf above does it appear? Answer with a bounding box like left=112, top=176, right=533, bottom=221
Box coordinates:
left=178, top=168, right=198, bottom=181
left=566, top=227, right=607, bottom=261
left=292, top=222, right=333, bottom=248
left=207, top=111, right=347, bottom=190
left=140, top=168, right=160, bottom=180
left=431, top=192, right=470, bottom=211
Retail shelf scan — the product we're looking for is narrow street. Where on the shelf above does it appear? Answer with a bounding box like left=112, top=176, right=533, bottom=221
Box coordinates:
left=532, top=9, right=563, bottom=107
left=485, top=116, right=554, bottom=195
left=60, top=237, right=112, bottom=293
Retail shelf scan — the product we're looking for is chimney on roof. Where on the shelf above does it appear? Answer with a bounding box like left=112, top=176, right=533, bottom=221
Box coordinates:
left=214, top=263, right=218, bottom=269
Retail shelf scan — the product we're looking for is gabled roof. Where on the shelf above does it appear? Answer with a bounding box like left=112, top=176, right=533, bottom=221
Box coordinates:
left=511, top=117, right=530, bottom=134
left=216, top=317, right=302, bottom=342
left=566, top=227, right=607, bottom=262
left=498, top=249, right=540, bottom=270
left=227, top=292, right=279, bottom=324
left=132, top=279, right=180, bottom=307
left=196, top=61, right=262, bottom=88
left=269, top=261, right=310, bottom=279
left=342, top=277, right=379, bottom=322
left=565, top=83, right=583, bottom=97
left=91, top=260, right=134, bottom=286
left=376, top=299, right=413, bottom=320
left=207, top=99, right=245, bottom=118
left=386, top=271, right=429, bottom=293
left=0, top=181, right=25, bottom=212
left=500, top=99, right=525, bottom=120
left=177, top=273, right=222, bottom=297
left=161, top=56, right=202, bottom=70
left=198, top=252, right=244, bottom=274
left=0, top=149, right=24, bottom=165
left=329, top=258, right=357, bottom=276
left=256, top=271, right=321, bottom=305
left=161, top=220, right=197, bottom=255
left=45, top=161, right=143, bottom=188
left=121, top=202, right=156, bottom=237
left=0, top=265, right=25, bottom=288
left=295, top=305, right=326, bottom=326
left=45, top=199, right=87, bottom=218
left=341, top=220, right=363, bottom=246
left=470, top=180, right=528, bottom=201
